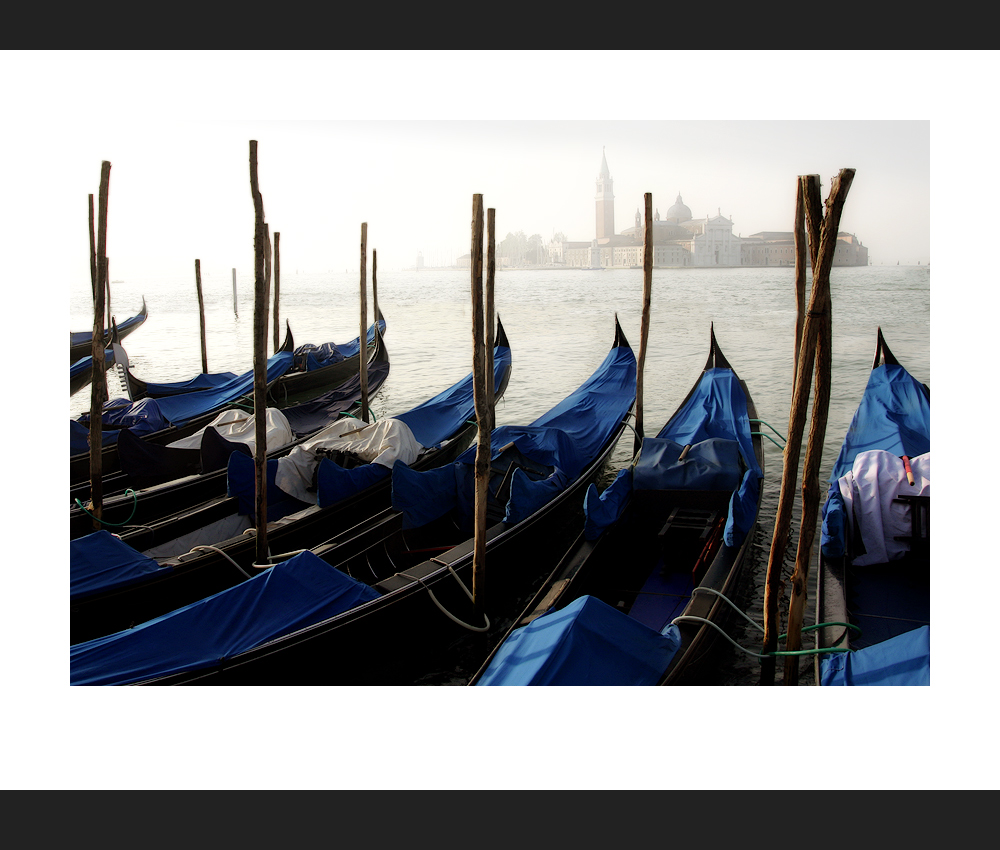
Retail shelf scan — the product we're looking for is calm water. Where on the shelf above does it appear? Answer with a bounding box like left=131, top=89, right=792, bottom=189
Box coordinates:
left=70, top=264, right=930, bottom=685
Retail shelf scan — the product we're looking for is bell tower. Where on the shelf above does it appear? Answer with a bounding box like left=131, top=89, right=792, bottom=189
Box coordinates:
left=595, top=148, right=615, bottom=241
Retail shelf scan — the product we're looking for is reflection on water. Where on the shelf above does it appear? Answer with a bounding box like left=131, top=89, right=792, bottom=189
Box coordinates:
left=69, top=265, right=930, bottom=685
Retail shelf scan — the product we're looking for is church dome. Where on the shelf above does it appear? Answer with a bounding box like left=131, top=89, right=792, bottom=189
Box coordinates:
left=666, top=193, right=692, bottom=223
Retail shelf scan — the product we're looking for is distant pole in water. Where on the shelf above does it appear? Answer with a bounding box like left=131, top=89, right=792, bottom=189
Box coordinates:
left=232, top=268, right=238, bottom=317
left=272, top=231, right=281, bottom=353
left=195, top=259, right=208, bottom=373
left=470, top=194, right=489, bottom=616
left=634, top=192, right=653, bottom=457
left=249, top=140, right=270, bottom=566
left=359, top=223, right=369, bottom=424
left=88, top=161, right=112, bottom=531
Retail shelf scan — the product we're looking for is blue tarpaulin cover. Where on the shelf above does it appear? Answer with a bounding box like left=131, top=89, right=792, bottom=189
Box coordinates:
left=226, top=341, right=512, bottom=521
left=392, top=341, right=512, bottom=449
left=632, top=437, right=743, bottom=492
left=70, top=351, right=295, bottom=456
left=138, top=371, right=239, bottom=396
left=476, top=595, right=682, bottom=685
left=819, top=625, right=930, bottom=686
left=71, top=530, right=170, bottom=600
left=392, top=343, right=636, bottom=531
left=70, top=349, right=112, bottom=379
left=583, top=365, right=762, bottom=544
left=70, top=550, right=381, bottom=686
left=821, top=361, right=931, bottom=558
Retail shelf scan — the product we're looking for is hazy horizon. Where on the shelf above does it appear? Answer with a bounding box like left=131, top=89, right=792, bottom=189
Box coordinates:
left=5, top=51, right=947, bottom=292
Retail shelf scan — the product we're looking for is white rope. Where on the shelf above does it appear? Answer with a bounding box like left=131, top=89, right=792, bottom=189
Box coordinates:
left=398, top=565, right=491, bottom=633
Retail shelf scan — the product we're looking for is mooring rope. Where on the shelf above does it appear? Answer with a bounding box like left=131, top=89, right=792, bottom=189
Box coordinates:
left=74, top=489, right=138, bottom=527
left=397, top=564, right=491, bottom=633
left=671, top=586, right=863, bottom=658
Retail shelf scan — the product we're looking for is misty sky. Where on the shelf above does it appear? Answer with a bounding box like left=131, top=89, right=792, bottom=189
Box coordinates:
left=8, top=50, right=976, bottom=286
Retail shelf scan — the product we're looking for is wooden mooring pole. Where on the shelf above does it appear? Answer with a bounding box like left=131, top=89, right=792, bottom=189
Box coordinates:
left=634, top=192, right=654, bottom=457
left=359, top=223, right=369, bottom=423
left=88, top=163, right=111, bottom=531
left=760, top=170, right=855, bottom=685
left=272, top=232, right=281, bottom=353
left=485, top=209, right=496, bottom=432
left=471, top=194, right=489, bottom=616
left=195, top=259, right=208, bottom=374
left=232, top=268, right=238, bottom=317
left=373, top=249, right=380, bottom=329
left=249, top=140, right=270, bottom=566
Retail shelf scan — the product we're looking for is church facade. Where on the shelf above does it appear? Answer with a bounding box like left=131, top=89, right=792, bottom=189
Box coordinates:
left=550, top=150, right=868, bottom=269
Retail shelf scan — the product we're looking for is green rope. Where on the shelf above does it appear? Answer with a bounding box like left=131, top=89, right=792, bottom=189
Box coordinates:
left=751, top=431, right=788, bottom=450
left=749, top=418, right=787, bottom=442
left=74, top=489, right=138, bottom=527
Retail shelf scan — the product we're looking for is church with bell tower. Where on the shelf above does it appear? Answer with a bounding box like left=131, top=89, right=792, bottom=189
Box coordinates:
left=595, top=147, right=615, bottom=242
left=546, top=149, right=868, bottom=269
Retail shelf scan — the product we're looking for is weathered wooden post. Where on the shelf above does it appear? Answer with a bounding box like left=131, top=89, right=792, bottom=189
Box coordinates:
left=471, top=195, right=489, bottom=616
left=272, top=231, right=281, bottom=353
left=359, top=223, right=370, bottom=423
left=485, top=209, right=496, bottom=432
left=195, top=259, right=208, bottom=374
left=760, top=170, right=854, bottom=684
left=634, top=192, right=654, bottom=456
left=232, top=268, right=238, bottom=317
left=88, top=162, right=111, bottom=531
left=89, top=195, right=97, bottom=304
left=249, top=140, right=270, bottom=566
left=372, top=248, right=379, bottom=331
left=782, top=169, right=854, bottom=684
left=791, top=182, right=807, bottom=396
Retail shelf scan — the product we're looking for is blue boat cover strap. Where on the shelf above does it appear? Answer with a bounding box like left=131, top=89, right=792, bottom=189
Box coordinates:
left=819, top=625, right=929, bottom=686
left=70, top=550, right=381, bottom=685
left=71, top=530, right=171, bottom=600
left=476, top=595, right=682, bottom=685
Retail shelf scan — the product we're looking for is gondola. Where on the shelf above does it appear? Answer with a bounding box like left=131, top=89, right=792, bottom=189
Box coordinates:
left=70, top=349, right=113, bottom=397
left=121, top=313, right=384, bottom=404
left=69, top=317, right=512, bottom=644
left=118, top=322, right=294, bottom=401
left=70, top=316, right=636, bottom=685
left=69, top=318, right=132, bottom=397
left=469, top=324, right=764, bottom=686
left=69, top=326, right=391, bottom=540
left=69, top=314, right=384, bottom=486
left=813, top=328, right=930, bottom=686
left=70, top=297, right=147, bottom=363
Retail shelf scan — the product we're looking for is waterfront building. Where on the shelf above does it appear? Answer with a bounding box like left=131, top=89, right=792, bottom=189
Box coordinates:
left=546, top=151, right=869, bottom=269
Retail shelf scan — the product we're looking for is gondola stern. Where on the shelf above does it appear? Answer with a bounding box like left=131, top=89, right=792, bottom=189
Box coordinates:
left=495, top=314, right=510, bottom=351
left=613, top=312, right=631, bottom=350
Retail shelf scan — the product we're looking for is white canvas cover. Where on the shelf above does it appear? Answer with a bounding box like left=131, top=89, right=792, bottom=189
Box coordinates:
left=837, top=449, right=930, bottom=566
left=275, top=417, right=423, bottom=504
left=166, top=407, right=294, bottom=455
